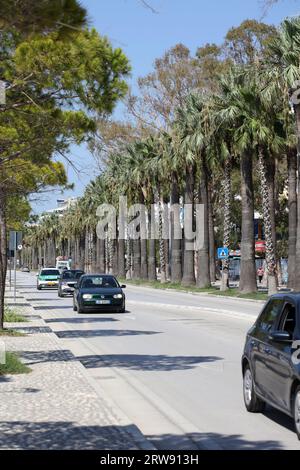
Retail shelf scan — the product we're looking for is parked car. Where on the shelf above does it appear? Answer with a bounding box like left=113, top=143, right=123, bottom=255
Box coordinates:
left=37, top=268, right=60, bottom=290
left=242, top=293, right=300, bottom=439
left=58, top=270, right=84, bottom=297
left=73, top=274, right=126, bottom=313
left=21, top=266, right=30, bottom=272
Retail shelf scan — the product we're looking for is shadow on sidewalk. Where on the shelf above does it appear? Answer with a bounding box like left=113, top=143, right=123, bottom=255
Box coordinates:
left=0, top=421, right=140, bottom=450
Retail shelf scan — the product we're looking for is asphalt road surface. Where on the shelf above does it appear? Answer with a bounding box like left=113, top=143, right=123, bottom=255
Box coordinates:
left=13, top=272, right=300, bottom=450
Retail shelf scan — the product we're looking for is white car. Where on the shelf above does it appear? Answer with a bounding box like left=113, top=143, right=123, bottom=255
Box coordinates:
left=37, top=268, right=60, bottom=290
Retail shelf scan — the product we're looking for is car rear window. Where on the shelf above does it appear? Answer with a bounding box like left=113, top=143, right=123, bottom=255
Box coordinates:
left=62, top=271, right=84, bottom=279
left=41, top=270, right=60, bottom=276
left=81, top=276, right=118, bottom=288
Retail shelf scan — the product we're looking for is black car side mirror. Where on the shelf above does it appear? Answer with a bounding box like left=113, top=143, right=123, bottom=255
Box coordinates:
left=269, top=331, right=292, bottom=343
left=121, top=284, right=126, bottom=289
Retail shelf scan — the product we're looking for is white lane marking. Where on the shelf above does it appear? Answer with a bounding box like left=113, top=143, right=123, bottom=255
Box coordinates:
left=127, top=300, right=256, bottom=321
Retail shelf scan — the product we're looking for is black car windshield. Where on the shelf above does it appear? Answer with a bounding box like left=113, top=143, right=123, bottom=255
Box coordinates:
left=62, top=271, right=84, bottom=280
left=81, top=276, right=118, bottom=288
left=41, top=270, right=60, bottom=276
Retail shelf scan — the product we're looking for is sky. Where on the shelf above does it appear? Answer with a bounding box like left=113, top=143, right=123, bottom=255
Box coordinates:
left=30, top=0, right=300, bottom=214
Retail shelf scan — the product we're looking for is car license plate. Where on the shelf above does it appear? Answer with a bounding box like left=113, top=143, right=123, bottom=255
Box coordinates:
left=96, top=300, right=110, bottom=305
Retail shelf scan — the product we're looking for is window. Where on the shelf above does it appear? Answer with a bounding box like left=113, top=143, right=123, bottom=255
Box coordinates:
left=256, top=299, right=284, bottom=333
left=279, top=303, right=296, bottom=338
left=81, top=276, right=118, bottom=289
left=41, top=269, right=60, bottom=276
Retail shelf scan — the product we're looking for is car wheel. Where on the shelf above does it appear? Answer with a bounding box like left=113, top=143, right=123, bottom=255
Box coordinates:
left=58, top=290, right=62, bottom=297
left=293, top=386, right=300, bottom=440
left=77, top=305, right=85, bottom=314
left=37, top=285, right=42, bottom=290
left=73, top=300, right=77, bottom=311
left=118, top=306, right=126, bottom=313
left=243, top=365, right=265, bottom=413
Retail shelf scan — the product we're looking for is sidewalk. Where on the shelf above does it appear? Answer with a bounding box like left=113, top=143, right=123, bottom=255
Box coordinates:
left=0, top=291, right=153, bottom=450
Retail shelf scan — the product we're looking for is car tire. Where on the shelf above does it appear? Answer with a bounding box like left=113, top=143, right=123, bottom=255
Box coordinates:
left=58, top=290, right=62, bottom=297
left=293, top=386, right=300, bottom=440
left=243, top=365, right=265, bottom=413
left=118, top=307, right=126, bottom=313
left=77, top=305, right=85, bottom=314
left=73, top=301, right=77, bottom=311
left=37, top=285, right=42, bottom=290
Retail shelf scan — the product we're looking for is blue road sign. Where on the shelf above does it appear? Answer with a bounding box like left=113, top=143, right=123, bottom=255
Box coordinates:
left=217, top=247, right=229, bottom=260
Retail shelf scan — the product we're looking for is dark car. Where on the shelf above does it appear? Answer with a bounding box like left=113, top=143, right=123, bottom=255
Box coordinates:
left=73, top=274, right=126, bottom=313
left=58, top=270, right=84, bottom=297
left=242, top=293, right=300, bottom=439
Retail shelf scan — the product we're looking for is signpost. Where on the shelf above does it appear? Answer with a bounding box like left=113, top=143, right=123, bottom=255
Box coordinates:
left=9, top=231, right=22, bottom=303
left=217, top=247, right=229, bottom=260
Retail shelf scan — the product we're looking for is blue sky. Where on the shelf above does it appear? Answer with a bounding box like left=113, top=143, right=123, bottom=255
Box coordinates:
left=31, top=0, right=300, bottom=213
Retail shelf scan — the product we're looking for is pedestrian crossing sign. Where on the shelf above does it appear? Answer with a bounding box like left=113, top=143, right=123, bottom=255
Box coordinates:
left=217, top=247, right=229, bottom=260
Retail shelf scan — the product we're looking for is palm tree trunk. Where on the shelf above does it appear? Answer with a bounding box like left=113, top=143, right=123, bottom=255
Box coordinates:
left=239, top=151, right=257, bottom=293
left=208, top=184, right=216, bottom=283
left=181, top=164, right=196, bottom=286
left=197, top=157, right=211, bottom=288
left=266, top=156, right=277, bottom=260
left=0, top=188, right=7, bottom=330
left=257, top=149, right=278, bottom=295
left=132, top=239, right=141, bottom=279
left=159, top=194, right=167, bottom=283
left=288, top=148, right=297, bottom=289
left=118, top=237, right=126, bottom=278
left=170, top=172, right=182, bottom=283
left=96, top=236, right=105, bottom=273
left=148, top=191, right=157, bottom=281
left=294, top=104, right=300, bottom=290
left=220, top=156, right=232, bottom=291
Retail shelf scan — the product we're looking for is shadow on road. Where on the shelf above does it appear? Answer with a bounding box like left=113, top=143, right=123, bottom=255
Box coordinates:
left=0, top=421, right=139, bottom=450
left=148, top=431, right=285, bottom=450
left=78, top=354, right=223, bottom=371
left=45, top=317, right=119, bottom=324
left=54, top=329, right=162, bottom=339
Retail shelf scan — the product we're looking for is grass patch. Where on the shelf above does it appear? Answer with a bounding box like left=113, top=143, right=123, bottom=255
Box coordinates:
left=120, top=278, right=215, bottom=294
left=209, top=288, right=268, bottom=301
left=4, top=305, right=27, bottom=323
left=0, top=352, right=31, bottom=375
left=121, top=279, right=268, bottom=301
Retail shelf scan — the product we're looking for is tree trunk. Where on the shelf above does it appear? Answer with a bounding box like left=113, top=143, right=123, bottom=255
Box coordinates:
left=170, top=172, right=182, bottom=283
left=148, top=191, right=157, bottom=281
left=118, top=237, right=126, bottom=278
left=0, top=189, right=7, bottom=330
left=181, top=164, right=196, bottom=286
left=197, top=157, right=211, bottom=288
left=208, top=183, right=216, bottom=283
left=132, top=239, right=141, bottom=279
left=220, top=156, right=232, bottom=291
left=239, top=151, right=257, bottom=293
left=257, top=149, right=278, bottom=295
left=266, top=156, right=277, bottom=260
left=288, top=148, right=297, bottom=289
left=159, top=193, right=167, bottom=284
left=96, top=236, right=105, bottom=273
left=294, top=104, right=300, bottom=290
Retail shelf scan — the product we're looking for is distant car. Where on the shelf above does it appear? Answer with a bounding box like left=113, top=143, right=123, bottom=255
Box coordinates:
left=21, top=266, right=30, bottom=272
left=58, top=270, right=84, bottom=297
left=37, top=268, right=60, bottom=290
left=73, top=274, right=126, bottom=314
left=242, top=293, right=300, bottom=440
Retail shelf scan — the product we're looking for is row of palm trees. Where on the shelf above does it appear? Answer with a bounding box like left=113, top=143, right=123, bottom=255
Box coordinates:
left=23, top=17, right=300, bottom=295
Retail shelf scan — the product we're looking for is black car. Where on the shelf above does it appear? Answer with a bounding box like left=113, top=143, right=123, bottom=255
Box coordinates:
left=58, top=270, right=84, bottom=297
left=242, top=293, right=300, bottom=439
left=73, top=274, right=126, bottom=313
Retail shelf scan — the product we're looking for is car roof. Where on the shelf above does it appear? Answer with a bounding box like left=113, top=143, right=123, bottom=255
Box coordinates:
left=80, top=273, right=115, bottom=278
left=270, top=292, right=300, bottom=304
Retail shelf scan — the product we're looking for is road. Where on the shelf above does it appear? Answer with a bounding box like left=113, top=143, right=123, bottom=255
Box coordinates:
left=13, top=271, right=300, bottom=450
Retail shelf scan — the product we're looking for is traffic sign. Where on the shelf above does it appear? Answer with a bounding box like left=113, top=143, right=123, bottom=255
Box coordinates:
left=9, top=231, right=22, bottom=252
left=217, top=247, right=229, bottom=260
